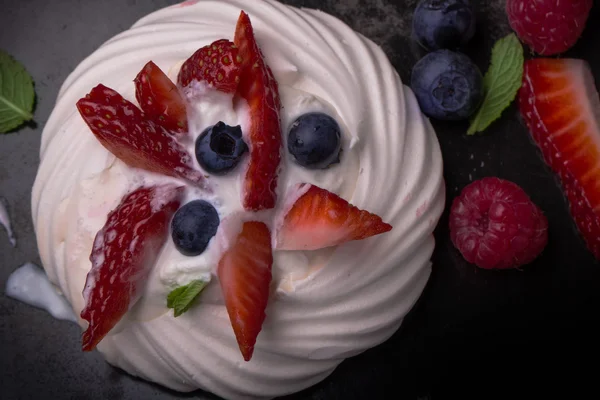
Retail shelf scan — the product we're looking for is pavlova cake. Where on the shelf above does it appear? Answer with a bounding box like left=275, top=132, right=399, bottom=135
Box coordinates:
left=31, top=0, right=445, bottom=398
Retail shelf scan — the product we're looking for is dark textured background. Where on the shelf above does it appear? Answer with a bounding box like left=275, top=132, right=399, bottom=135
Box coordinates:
left=1, top=0, right=600, bottom=399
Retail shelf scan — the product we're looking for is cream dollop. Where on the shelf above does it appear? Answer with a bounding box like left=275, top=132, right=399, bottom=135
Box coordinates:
left=6, top=263, right=77, bottom=322
left=0, top=197, right=16, bottom=247
left=31, top=0, right=445, bottom=399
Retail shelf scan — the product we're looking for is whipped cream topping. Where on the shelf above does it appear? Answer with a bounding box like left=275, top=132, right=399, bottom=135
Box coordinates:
left=0, top=197, right=16, bottom=247
left=6, top=263, right=77, bottom=323
left=31, top=0, right=445, bottom=399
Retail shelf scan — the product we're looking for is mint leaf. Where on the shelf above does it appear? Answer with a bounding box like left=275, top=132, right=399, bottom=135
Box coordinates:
left=167, top=280, right=208, bottom=317
left=467, top=33, right=524, bottom=135
left=0, top=50, right=35, bottom=133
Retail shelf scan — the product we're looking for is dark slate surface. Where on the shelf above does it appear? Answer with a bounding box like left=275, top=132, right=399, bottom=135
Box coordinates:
left=1, top=0, right=600, bottom=399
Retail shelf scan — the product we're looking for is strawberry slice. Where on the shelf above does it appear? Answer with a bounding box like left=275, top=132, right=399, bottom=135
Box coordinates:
left=273, top=183, right=393, bottom=251
left=234, top=11, right=283, bottom=211
left=134, top=61, right=188, bottom=135
left=519, top=58, right=600, bottom=259
left=563, top=173, right=600, bottom=259
left=81, top=184, right=185, bottom=351
left=217, top=220, right=272, bottom=361
left=177, top=39, right=242, bottom=93
left=77, top=84, right=207, bottom=188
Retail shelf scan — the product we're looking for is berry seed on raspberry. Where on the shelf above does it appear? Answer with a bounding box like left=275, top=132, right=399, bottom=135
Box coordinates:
left=449, top=177, right=548, bottom=270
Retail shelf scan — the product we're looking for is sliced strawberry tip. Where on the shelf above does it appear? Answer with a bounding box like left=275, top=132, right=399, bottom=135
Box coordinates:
left=217, top=220, right=272, bottom=361
left=81, top=184, right=185, bottom=351
left=274, top=183, right=393, bottom=251
left=177, top=39, right=242, bottom=93
left=134, top=60, right=188, bottom=135
left=519, top=57, right=600, bottom=259
left=563, top=172, right=600, bottom=259
left=76, top=84, right=207, bottom=189
left=234, top=11, right=283, bottom=211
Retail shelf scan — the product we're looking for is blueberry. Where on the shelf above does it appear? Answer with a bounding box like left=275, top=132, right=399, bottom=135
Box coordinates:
left=195, top=121, right=248, bottom=175
left=410, top=49, right=483, bottom=121
left=412, top=0, right=476, bottom=51
left=287, top=112, right=341, bottom=169
left=171, top=200, right=219, bottom=256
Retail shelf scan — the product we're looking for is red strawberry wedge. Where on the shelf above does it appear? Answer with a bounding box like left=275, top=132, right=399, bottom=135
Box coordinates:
left=134, top=61, right=188, bottom=135
left=218, top=221, right=273, bottom=361
left=234, top=11, right=283, bottom=211
left=562, top=173, right=600, bottom=259
left=177, top=39, right=242, bottom=93
left=519, top=58, right=600, bottom=259
left=77, top=84, right=207, bottom=189
left=274, top=183, right=393, bottom=251
left=81, top=184, right=185, bottom=351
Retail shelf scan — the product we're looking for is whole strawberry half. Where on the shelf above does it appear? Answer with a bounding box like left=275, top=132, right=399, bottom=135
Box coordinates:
left=177, top=39, right=242, bottom=93
left=81, top=184, right=184, bottom=351
left=519, top=58, right=600, bottom=259
left=273, top=183, right=392, bottom=251
left=234, top=11, right=283, bottom=211
left=77, top=84, right=207, bottom=188
left=218, top=220, right=272, bottom=361
left=506, top=0, right=593, bottom=56
left=134, top=60, right=188, bottom=135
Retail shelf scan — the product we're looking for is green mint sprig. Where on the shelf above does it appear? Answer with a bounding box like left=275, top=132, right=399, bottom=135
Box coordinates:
left=0, top=50, right=35, bottom=133
left=467, top=33, right=524, bottom=135
left=167, top=279, right=208, bottom=317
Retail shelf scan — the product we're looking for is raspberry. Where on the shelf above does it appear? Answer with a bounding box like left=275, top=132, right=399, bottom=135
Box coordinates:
left=449, top=177, right=548, bottom=269
left=506, top=0, right=593, bottom=56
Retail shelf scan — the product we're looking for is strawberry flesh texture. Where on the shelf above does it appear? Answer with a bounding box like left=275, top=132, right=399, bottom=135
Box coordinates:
left=563, top=173, right=600, bottom=259
left=234, top=11, right=282, bottom=211
left=218, top=221, right=272, bottom=361
left=81, top=184, right=185, bottom=351
left=506, top=0, right=593, bottom=56
left=275, top=183, right=392, bottom=251
left=134, top=61, right=188, bottom=135
left=519, top=58, right=600, bottom=259
left=449, top=177, right=548, bottom=269
left=77, top=84, right=207, bottom=188
left=177, top=39, right=242, bottom=93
